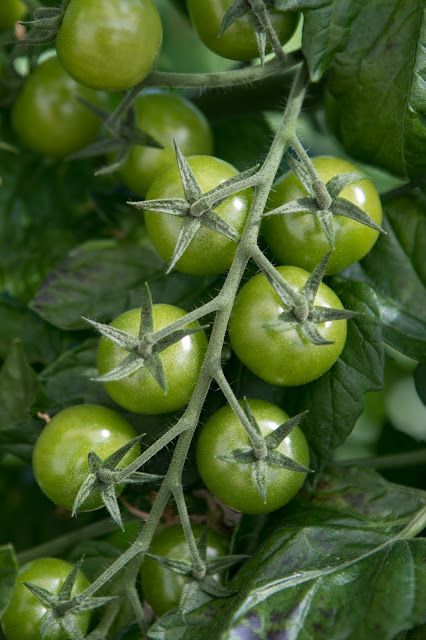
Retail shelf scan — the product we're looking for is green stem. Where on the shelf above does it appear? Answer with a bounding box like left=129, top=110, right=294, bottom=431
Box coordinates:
left=152, top=297, right=220, bottom=344
left=335, top=449, right=426, bottom=470
left=173, top=485, right=205, bottom=578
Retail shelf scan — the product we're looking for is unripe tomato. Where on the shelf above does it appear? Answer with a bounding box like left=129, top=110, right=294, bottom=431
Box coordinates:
left=187, top=0, right=299, bottom=61
left=0, top=0, right=26, bottom=32
left=117, top=90, right=213, bottom=197
left=56, top=0, right=163, bottom=91
left=1, top=557, right=90, bottom=640
left=263, top=156, right=383, bottom=274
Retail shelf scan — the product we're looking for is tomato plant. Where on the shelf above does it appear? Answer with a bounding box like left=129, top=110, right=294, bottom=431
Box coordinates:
left=116, top=90, right=214, bottom=197
left=141, top=525, right=228, bottom=615
left=1, top=1, right=425, bottom=639
left=56, top=0, right=163, bottom=91
left=0, top=0, right=26, bottom=32
left=11, top=56, right=107, bottom=157
left=228, top=265, right=347, bottom=386
left=97, top=304, right=208, bottom=414
left=196, top=399, right=309, bottom=513
left=1, top=557, right=90, bottom=640
left=187, top=0, right=299, bottom=61
left=263, top=156, right=383, bottom=274
left=145, top=155, right=252, bottom=274
left=32, top=404, right=140, bottom=511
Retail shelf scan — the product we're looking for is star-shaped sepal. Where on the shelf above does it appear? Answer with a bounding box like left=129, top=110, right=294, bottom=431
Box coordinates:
left=146, top=528, right=248, bottom=615
left=72, top=434, right=162, bottom=528
left=10, top=5, right=65, bottom=46
left=264, top=149, right=384, bottom=249
left=218, top=399, right=312, bottom=503
left=129, top=141, right=258, bottom=273
left=23, top=558, right=115, bottom=640
left=85, top=282, right=208, bottom=395
left=261, top=252, right=361, bottom=345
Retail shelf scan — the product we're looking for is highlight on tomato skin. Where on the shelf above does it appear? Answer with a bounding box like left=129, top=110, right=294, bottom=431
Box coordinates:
left=196, top=399, right=310, bottom=514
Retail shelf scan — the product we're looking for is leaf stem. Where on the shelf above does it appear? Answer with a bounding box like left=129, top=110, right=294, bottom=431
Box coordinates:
left=335, top=449, right=426, bottom=470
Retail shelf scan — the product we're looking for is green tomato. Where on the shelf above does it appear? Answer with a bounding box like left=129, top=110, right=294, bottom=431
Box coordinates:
left=145, top=155, right=252, bottom=275
left=187, top=0, right=299, bottom=61
left=263, top=156, right=383, bottom=274
left=11, top=56, right=107, bottom=157
left=32, top=404, right=140, bottom=511
left=0, top=0, right=26, bottom=31
left=97, top=305, right=208, bottom=414
left=141, top=524, right=228, bottom=615
left=117, top=90, right=214, bottom=197
left=228, top=265, right=347, bottom=386
left=56, top=0, right=163, bottom=91
left=1, top=557, right=90, bottom=640
left=105, top=521, right=142, bottom=550
left=196, top=399, right=309, bottom=514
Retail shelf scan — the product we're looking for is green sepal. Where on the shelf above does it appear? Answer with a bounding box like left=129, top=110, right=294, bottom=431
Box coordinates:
left=123, top=471, right=163, bottom=485
left=261, top=265, right=301, bottom=308
left=310, top=307, right=361, bottom=323
left=285, top=151, right=313, bottom=193
left=146, top=554, right=192, bottom=576
left=92, top=352, right=145, bottom=383
left=167, top=216, right=201, bottom=274
left=265, top=449, right=312, bottom=473
left=263, top=196, right=318, bottom=217
left=191, top=164, right=259, bottom=214
left=217, top=446, right=255, bottom=464
left=178, top=580, right=199, bottom=615
left=100, top=483, right=124, bottom=529
left=129, top=198, right=189, bottom=216
left=34, top=6, right=63, bottom=19
left=326, top=171, right=367, bottom=199
left=264, top=411, right=308, bottom=450
left=71, top=596, right=117, bottom=613
left=144, top=353, right=167, bottom=392
left=88, top=451, right=103, bottom=473
left=140, top=282, right=154, bottom=337
left=95, top=146, right=129, bottom=176
left=68, top=137, right=125, bottom=161
left=300, top=252, right=331, bottom=305
left=252, top=459, right=267, bottom=503
left=174, top=140, right=203, bottom=202
left=251, top=15, right=267, bottom=66
left=204, top=555, right=250, bottom=574
left=156, top=325, right=209, bottom=353
left=58, top=558, right=84, bottom=601
left=82, top=317, right=139, bottom=351
left=198, top=576, right=236, bottom=598
left=198, top=209, right=240, bottom=243
left=330, top=197, right=384, bottom=232
left=53, top=614, right=85, bottom=640
left=39, top=612, right=58, bottom=638
left=72, top=474, right=97, bottom=516
left=102, top=435, right=144, bottom=471
left=314, top=208, right=335, bottom=249
left=300, top=321, right=334, bottom=346
left=219, top=0, right=249, bottom=36
left=23, top=582, right=56, bottom=607
left=243, top=397, right=264, bottom=440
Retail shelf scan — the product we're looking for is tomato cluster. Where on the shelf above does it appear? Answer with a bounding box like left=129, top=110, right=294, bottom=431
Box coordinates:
left=1, top=0, right=386, bottom=634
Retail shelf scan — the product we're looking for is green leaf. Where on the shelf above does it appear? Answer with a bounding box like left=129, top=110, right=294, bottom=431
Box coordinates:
left=29, top=240, right=219, bottom=331
left=346, top=193, right=426, bottom=361
left=0, top=545, right=18, bottom=618
left=149, top=466, right=426, bottom=640
left=301, top=0, right=426, bottom=177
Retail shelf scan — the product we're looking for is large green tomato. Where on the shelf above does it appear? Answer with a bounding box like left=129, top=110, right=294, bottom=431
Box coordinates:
left=145, top=155, right=252, bottom=275
left=117, top=90, right=213, bottom=197
left=196, top=399, right=309, bottom=514
left=97, top=305, right=208, bottom=414
left=0, top=0, right=26, bottom=31
left=1, top=557, right=90, bottom=640
left=32, top=404, right=140, bottom=511
left=56, top=0, right=163, bottom=91
left=228, top=265, right=347, bottom=386
left=187, top=0, right=299, bottom=61
left=263, top=156, right=383, bottom=274
left=141, top=524, right=228, bottom=615
left=11, top=56, right=107, bottom=157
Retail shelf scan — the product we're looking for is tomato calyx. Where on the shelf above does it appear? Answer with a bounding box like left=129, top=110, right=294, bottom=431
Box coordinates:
left=23, top=558, right=111, bottom=640
left=146, top=528, right=246, bottom=615
left=73, top=433, right=161, bottom=528
left=85, top=283, right=207, bottom=393
left=217, top=398, right=311, bottom=503
left=256, top=251, right=360, bottom=346
left=264, top=147, right=384, bottom=250
left=15, top=4, right=66, bottom=46
left=130, top=142, right=258, bottom=273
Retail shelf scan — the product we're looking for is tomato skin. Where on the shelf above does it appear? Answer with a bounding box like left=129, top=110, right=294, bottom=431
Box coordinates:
left=187, top=0, right=299, bottom=61
left=56, top=0, right=163, bottom=91
left=32, top=405, right=140, bottom=511
left=97, top=305, right=208, bottom=414
left=1, top=557, right=90, bottom=640
left=145, top=155, right=252, bottom=275
left=141, top=525, right=228, bottom=615
left=228, top=266, right=347, bottom=386
left=117, top=90, right=214, bottom=197
left=0, top=0, right=26, bottom=31
left=11, top=56, right=107, bottom=157
left=196, top=400, right=309, bottom=514
left=263, top=156, right=383, bottom=274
